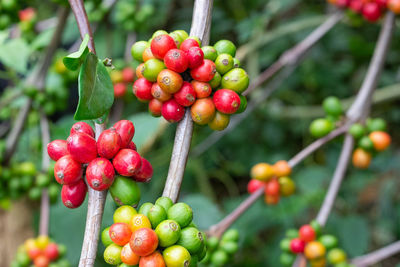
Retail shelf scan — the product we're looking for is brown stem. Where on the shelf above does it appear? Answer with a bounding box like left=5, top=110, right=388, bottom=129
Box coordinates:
left=69, top=0, right=96, bottom=53
left=162, top=0, right=213, bottom=203
left=351, top=240, right=400, bottom=267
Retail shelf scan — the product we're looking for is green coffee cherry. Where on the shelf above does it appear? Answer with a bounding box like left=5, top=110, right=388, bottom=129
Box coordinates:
left=309, top=118, right=334, bottom=138
left=366, top=118, right=386, bottom=132
left=358, top=136, right=374, bottom=151
left=349, top=123, right=366, bottom=139
left=323, top=96, right=343, bottom=116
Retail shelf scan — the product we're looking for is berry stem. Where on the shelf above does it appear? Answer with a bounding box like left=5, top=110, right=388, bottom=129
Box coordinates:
left=2, top=7, right=69, bottom=165
left=191, top=11, right=342, bottom=158
left=162, top=0, right=214, bottom=203
left=350, top=240, right=400, bottom=267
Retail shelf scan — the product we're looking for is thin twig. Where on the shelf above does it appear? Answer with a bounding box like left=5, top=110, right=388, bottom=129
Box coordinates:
left=351, top=240, right=400, bottom=267
left=0, top=91, right=23, bottom=111
left=162, top=0, right=213, bottom=203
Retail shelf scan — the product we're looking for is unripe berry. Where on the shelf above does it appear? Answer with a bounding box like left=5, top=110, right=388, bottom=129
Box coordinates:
left=70, top=121, right=95, bottom=138
left=86, top=158, right=115, bottom=191
left=97, top=128, right=122, bottom=159
left=61, top=179, right=87, bottom=208
left=67, top=133, right=98, bottom=163
left=113, top=120, right=135, bottom=148
left=47, top=139, right=68, bottom=161
left=54, top=155, right=83, bottom=185
left=113, top=149, right=142, bottom=176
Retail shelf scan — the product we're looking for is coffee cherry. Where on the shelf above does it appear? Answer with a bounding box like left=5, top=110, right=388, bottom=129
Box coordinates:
left=174, top=81, right=196, bottom=107
left=369, top=131, right=391, bottom=151
left=47, top=140, right=68, bottom=161
left=191, top=80, right=212, bottom=98
left=104, top=243, right=123, bottom=265
left=33, top=255, right=49, bottom=267
left=323, top=96, right=343, bottom=116
left=113, top=120, right=135, bottom=148
left=111, top=70, right=123, bottom=84
left=233, top=58, right=240, bottom=68
left=122, top=67, right=135, bottom=83
left=86, top=158, right=115, bottom=191
left=128, top=141, right=137, bottom=151
left=177, top=227, right=204, bottom=254
left=136, top=63, right=145, bottom=78
left=113, top=149, right=142, bottom=176
left=208, top=111, right=230, bottom=131
left=211, top=250, right=228, bottom=266
left=209, top=71, right=221, bottom=89
left=114, top=205, right=137, bottom=224
left=358, top=136, right=374, bottom=151
left=44, top=243, right=59, bottom=261
left=202, top=45, right=218, bottom=61
left=251, top=163, right=274, bottom=181
left=133, top=158, right=153, bottom=182
left=148, top=204, right=167, bottom=228
left=151, top=34, right=177, bottom=59
left=327, top=248, right=347, bottom=264
left=110, top=223, right=132, bottom=246
left=187, top=46, right=204, bottom=69
left=180, top=38, right=200, bottom=52
left=151, top=83, right=172, bottom=102
left=366, top=118, right=387, bottom=132
left=129, top=228, right=159, bottom=256
left=67, top=133, right=97, bottom=163
left=61, top=179, right=87, bottom=209
left=190, top=98, right=216, bottom=125
left=318, top=234, right=338, bottom=250
left=304, top=241, right=326, bottom=260
left=164, top=49, right=189, bottom=73
left=309, top=118, right=334, bottom=138
left=114, top=83, right=127, bottom=98
left=110, top=176, right=141, bottom=206
left=139, top=251, right=166, bottom=267
left=349, top=123, right=366, bottom=139
left=273, top=160, right=291, bottom=177
left=363, top=2, right=381, bottom=22
left=54, top=155, right=83, bottom=185
left=278, top=176, right=296, bottom=196
left=131, top=40, right=149, bottom=62
left=299, top=224, right=316, bottom=242
left=349, top=0, right=363, bottom=13
left=388, top=0, right=400, bottom=13
left=143, top=47, right=155, bottom=62
left=169, top=32, right=184, bottom=48
left=215, top=53, right=234, bottom=75
left=221, top=68, right=250, bottom=94
left=121, top=243, right=140, bottom=265
left=214, top=39, right=236, bottom=57
left=265, top=178, right=280, bottom=196
left=213, top=89, right=240, bottom=114
left=167, top=202, right=193, bottom=228
left=247, top=179, right=265, bottom=193
left=280, top=252, right=296, bottom=266
left=352, top=148, right=372, bottom=169
left=155, top=197, right=174, bottom=211
left=155, top=219, right=181, bottom=247
left=149, top=99, right=163, bottom=117
left=129, top=214, right=152, bottom=233
left=163, top=245, right=191, bottom=267
left=190, top=59, right=216, bottom=82
left=70, top=121, right=95, bottom=138
left=290, top=238, right=306, bottom=253
left=157, top=69, right=183, bottom=94
left=161, top=99, right=185, bottom=123
left=97, top=128, right=122, bottom=159
left=173, top=30, right=189, bottom=40
left=143, top=58, right=166, bottom=82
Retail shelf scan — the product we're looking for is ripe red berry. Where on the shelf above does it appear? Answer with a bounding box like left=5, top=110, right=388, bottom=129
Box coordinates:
left=151, top=83, right=171, bottom=102
left=335, top=0, right=350, bottom=8
left=110, top=223, right=133, bottom=246
left=191, top=80, right=212, bottom=98
left=19, top=7, right=36, bottom=22
left=97, top=128, right=122, bottom=159
left=190, top=59, right=216, bottom=82
left=133, top=158, right=153, bottom=183
left=86, top=158, right=115, bottom=191
left=113, top=120, right=135, bottom=148
left=129, top=228, right=159, bottom=256
left=290, top=238, right=306, bottom=254
left=164, top=49, right=189, bottom=73
left=363, top=2, right=381, bottom=22
left=122, top=67, right=135, bottom=83
left=67, top=133, right=98, bottom=163
left=265, top=178, right=280, bottom=196
left=128, top=141, right=137, bottom=151
left=150, top=34, right=177, bottom=59
left=47, top=139, right=68, bottom=161
left=113, top=149, right=142, bottom=176
left=299, top=224, right=316, bottom=242
left=247, top=179, right=265, bottom=194
left=70, top=121, right=95, bottom=138
left=61, top=179, right=87, bottom=209
left=133, top=78, right=153, bottom=102
left=375, top=0, right=387, bottom=9
left=349, top=0, right=363, bottom=13
left=114, top=83, right=127, bottom=98
left=149, top=99, right=163, bottom=117
left=54, top=155, right=83, bottom=185
left=161, top=99, right=185, bottom=123
left=187, top=46, right=204, bottom=69
left=28, top=247, right=42, bottom=260
left=44, top=243, right=59, bottom=261
left=213, top=89, right=241, bottom=114
left=180, top=38, right=200, bottom=52
left=174, top=81, right=196, bottom=107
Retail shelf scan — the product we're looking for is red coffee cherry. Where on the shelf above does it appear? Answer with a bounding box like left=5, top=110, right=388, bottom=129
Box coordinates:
left=133, top=78, right=153, bottom=102
left=33, top=255, right=50, bottom=267
left=363, top=2, right=381, bottom=22
left=349, top=0, right=363, bottom=13
left=180, top=38, right=200, bottom=52
left=247, top=179, right=265, bottom=194
left=213, top=89, right=241, bottom=114
left=190, top=98, right=216, bottom=125
left=122, top=67, right=135, bottom=83
left=264, top=193, right=280, bottom=205
left=150, top=34, right=177, bottom=59
left=128, top=141, right=137, bottom=151
left=174, top=81, right=196, bottom=107
left=47, top=139, right=68, bottom=161
left=290, top=238, right=306, bottom=254
left=187, top=46, right=204, bottom=69
left=164, top=49, right=189, bottom=73
left=299, top=224, right=316, bottom=242
left=113, top=149, right=142, bottom=177
left=109, top=223, right=132, bottom=246
left=114, top=83, right=127, bottom=98
left=151, top=83, right=171, bottom=102
left=54, top=155, right=83, bottom=185
left=86, top=158, right=115, bottom=191
left=133, top=158, right=153, bottom=183
left=190, top=59, right=216, bottom=82
left=61, top=179, right=87, bottom=209
left=149, top=99, right=163, bottom=117
left=161, top=99, right=185, bottom=123
left=97, top=128, right=122, bottom=159
left=265, top=178, right=280, bottom=196
left=129, top=228, right=159, bottom=256
left=70, top=121, right=94, bottom=138
left=67, top=132, right=98, bottom=163
left=191, top=80, right=212, bottom=98
left=113, top=120, right=135, bottom=148
left=44, top=243, right=59, bottom=261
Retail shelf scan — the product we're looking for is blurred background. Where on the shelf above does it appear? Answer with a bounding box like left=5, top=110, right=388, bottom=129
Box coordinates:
left=0, top=0, right=400, bottom=266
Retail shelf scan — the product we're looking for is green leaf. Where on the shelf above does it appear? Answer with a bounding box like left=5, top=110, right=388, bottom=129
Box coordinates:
left=74, top=52, right=114, bottom=120
left=63, top=34, right=90, bottom=71
left=31, top=28, right=55, bottom=50
left=0, top=38, right=30, bottom=73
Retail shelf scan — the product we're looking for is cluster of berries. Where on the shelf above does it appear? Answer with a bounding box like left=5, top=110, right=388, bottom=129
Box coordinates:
left=102, top=198, right=206, bottom=266
left=110, top=67, right=136, bottom=98
left=248, top=160, right=296, bottom=205
left=280, top=222, right=354, bottom=267
left=202, top=229, right=239, bottom=266
left=309, top=96, right=343, bottom=139
left=328, top=0, right=400, bottom=22
left=349, top=118, right=391, bottom=169
left=46, top=120, right=153, bottom=209
left=130, top=29, right=249, bottom=131
left=11, top=235, right=70, bottom=267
